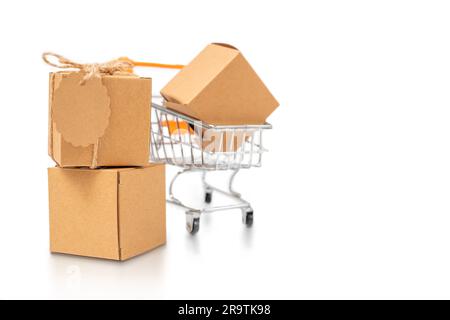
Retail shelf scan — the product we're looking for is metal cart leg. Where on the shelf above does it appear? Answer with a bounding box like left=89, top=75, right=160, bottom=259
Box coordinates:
left=228, top=169, right=241, bottom=197
left=167, top=168, right=254, bottom=234
left=167, top=169, right=204, bottom=234
left=202, top=171, right=213, bottom=204
left=202, top=169, right=254, bottom=227
left=168, top=168, right=187, bottom=206
left=228, top=170, right=253, bottom=227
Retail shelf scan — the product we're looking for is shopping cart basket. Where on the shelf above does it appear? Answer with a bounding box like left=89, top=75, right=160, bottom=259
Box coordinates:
left=150, top=99, right=272, bottom=234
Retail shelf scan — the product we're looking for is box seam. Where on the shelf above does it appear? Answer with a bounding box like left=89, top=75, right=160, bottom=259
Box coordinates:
left=49, top=73, right=56, bottom=162
left=116, top=171, right=122, bottom=260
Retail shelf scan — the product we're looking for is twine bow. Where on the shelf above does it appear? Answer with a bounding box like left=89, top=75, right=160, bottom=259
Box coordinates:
left=42, top=52, right=134, bottom=84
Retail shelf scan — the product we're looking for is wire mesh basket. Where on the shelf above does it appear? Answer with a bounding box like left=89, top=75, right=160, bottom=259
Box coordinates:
left=150, top=100, right=272, bottom=234
left=150, top=103, right=271, bottom=170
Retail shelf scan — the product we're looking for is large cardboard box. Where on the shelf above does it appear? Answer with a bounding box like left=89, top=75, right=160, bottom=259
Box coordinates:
left=48, top=165, right=166, bottom=261
left=48, top=72, right=151, bottom=168
left=161, top=43, right=279, bottom=125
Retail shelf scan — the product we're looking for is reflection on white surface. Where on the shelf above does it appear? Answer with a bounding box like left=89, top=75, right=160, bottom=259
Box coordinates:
left=48, top=245, right=168, bottom=299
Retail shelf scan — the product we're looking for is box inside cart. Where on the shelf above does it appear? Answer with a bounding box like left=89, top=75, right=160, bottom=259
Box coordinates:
left=161, top=43, right=279, bottom=125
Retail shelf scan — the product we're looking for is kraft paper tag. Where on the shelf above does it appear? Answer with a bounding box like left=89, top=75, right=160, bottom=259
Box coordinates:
left=52, top=72, right=111, bottom=147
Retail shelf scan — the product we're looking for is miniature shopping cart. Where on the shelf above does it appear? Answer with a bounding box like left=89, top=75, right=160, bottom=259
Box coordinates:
left=150, top=99, right=272, bottom=234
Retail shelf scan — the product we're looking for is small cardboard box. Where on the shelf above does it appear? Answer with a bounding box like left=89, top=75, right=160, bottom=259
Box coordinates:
left=48, top=165, right=166, bottom=261
left=161, top=43, right=279, bottom=125
left=48, top=72, right=151, bottom=168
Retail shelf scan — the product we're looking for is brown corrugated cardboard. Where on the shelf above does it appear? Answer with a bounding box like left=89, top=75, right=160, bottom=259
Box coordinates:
left=48, top=165, right=166, bottom=261
left=48, top=72, right=151, bottom=168
left=161, top=43, right=279, bottom=125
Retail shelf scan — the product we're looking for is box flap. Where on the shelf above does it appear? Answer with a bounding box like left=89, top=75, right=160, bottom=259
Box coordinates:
left=59, top=167, right=137, bottom=172
left=211, top=42, right=239, bottom=50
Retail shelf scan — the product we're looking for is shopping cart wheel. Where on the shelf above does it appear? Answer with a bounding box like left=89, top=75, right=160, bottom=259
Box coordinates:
left=242, top=207, right=254, bottom=227
left=204, top=191, right=213, bottom=204
left=186, top=212, right=200, bottom=235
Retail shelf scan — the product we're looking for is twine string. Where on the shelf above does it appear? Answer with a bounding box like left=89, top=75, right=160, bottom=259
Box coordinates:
left=42, top=52, right=134, bottom=84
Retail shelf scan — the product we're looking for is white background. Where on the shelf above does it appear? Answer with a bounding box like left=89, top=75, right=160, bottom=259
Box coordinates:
left=0, top=0, right=450, bottom=299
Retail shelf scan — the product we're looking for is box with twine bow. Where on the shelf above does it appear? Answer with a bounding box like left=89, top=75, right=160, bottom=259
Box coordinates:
left=44, top=52, right=154, bottom=168
left=44, top=54, right=184, bottom=260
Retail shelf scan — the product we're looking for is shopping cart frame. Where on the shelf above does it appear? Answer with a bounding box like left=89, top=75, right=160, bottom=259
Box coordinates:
left=150, top=100, right=272, bottom=234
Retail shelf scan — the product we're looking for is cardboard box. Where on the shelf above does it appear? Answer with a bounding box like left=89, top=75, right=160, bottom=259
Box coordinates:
left=161, top=43, right=279, bottom=125
left=48, top=72, right=151, bottom=168
left=48, top=165, right=166, bottom=261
